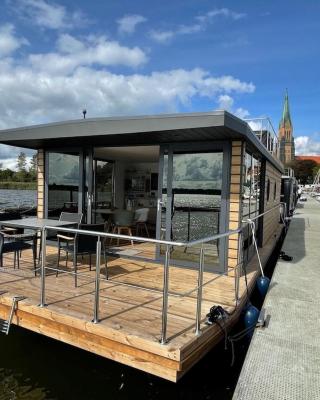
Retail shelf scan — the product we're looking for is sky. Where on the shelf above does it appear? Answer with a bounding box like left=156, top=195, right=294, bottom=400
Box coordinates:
left=0, top=0, right=319, bottom=168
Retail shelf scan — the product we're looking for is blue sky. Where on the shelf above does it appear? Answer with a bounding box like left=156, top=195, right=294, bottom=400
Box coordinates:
left=0, top=0, right=319, bottom=167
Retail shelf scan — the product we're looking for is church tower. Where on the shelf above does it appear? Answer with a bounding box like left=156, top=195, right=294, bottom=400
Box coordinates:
left=278, top=90, right=295, bottom=165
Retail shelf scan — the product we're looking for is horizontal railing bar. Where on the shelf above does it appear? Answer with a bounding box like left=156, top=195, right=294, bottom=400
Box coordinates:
left=243, top=204, right=282, bottom=223
left=43, top=225, right=242, bottom=248
left=186, top=228, right=241, bottom=246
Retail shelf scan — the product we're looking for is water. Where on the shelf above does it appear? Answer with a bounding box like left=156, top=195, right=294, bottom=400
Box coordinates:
left=0, top=190, right=36, bottom=209
left=0, top=327, right=249, bottom=400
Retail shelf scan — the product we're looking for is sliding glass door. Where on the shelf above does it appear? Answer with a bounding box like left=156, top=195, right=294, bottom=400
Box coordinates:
left=46, top=149, right=83, bottom=218
left=157, top=143, right=230, bottom=272
left=46, top=148, right=114, bottom=223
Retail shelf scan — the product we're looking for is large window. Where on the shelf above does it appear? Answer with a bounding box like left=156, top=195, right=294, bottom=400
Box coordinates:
left=242, top=152, right=261, bottom=263
left=47, top=151, right=80, bottom=218
left=242, top=153, right=261, bottom=220
left=160, top=150, right=223, bottom=269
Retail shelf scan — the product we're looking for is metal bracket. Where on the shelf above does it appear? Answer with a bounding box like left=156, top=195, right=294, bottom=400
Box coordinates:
left=256, top=308, right=266, bottom=328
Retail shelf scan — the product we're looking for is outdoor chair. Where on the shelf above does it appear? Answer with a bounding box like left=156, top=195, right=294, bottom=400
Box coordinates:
left=56, top=223, right=107, bottom=287
left=54, top=211, right=82, bottom=252
left=0, top=232, right=37, bottom=273
left=0, top=212, right=24, bottom=235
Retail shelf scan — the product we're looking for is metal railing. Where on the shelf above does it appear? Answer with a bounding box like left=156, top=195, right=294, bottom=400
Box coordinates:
left=245, top=117, right=279, bottom=159
left=34, top=203, right=287, bottom=345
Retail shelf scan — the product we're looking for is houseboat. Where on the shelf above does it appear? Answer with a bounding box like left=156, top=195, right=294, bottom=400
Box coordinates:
left=0, top=111, right=284, bottom=381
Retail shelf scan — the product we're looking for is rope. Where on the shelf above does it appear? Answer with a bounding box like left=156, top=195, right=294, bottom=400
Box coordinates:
left=247, top=219, right=264, bottom=277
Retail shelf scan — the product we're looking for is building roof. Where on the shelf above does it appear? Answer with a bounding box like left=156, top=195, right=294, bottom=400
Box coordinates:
left=0, top=110, right=283, bottom=172
left=279, top=89, right=292, bottom=130
left=296, top=155, right=320, bottom=164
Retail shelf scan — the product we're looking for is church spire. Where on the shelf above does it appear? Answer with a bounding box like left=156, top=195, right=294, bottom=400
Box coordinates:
left=279, top=89, right=292, bottom=129
left=278, top=89, right=295, bottom=165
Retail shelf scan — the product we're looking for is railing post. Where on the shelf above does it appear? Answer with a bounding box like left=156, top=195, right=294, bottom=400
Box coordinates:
left=235, top=230, right=243, bottom=305
left=93, top=236, right=101, bottom=324
left=160, top=244, right=171, bottom=344
left=195, top=246, right=205, bottom=336
left=39, top=227, right=47, bottom=307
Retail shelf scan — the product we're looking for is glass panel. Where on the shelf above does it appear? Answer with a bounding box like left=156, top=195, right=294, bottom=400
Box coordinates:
left=241, top=152, right=261, bottom=263
left=242, top=153, right=252, bottom=218
left=47, top=152, right=80, bottom=218
left=91, top=160, right=114, bottom=223
left=95, top=161, right=114, bottom=208
left=161, top=153, right=169, bottom=239
left=170, top=152, right=223, bottom=267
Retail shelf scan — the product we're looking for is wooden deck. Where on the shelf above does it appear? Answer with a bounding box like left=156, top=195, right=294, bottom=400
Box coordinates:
left=0, top=227, right=282, bottom=382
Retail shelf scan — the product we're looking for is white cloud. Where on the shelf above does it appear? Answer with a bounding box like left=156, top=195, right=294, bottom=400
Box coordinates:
left=196, top=8, right=246, bottom=23
left=235, top=107, right=250, bottom=119
left=0, top=24, right=28, bottom=57
left=28, top=34, right=148, bottom=74
left=117, top=14, right=147, bottom=34
left=217, top=94, right=234, bottom=110
left=0, top=53, right=255, bottom=129
left=217, top=95, right=250, bottom=119
left=150, top=8, right=246, bottom=43
left=14, top=0, right=88, bottom=30
left=149, top=30, right=175, bottom=44
left=295, top=136, right=320, bottom=155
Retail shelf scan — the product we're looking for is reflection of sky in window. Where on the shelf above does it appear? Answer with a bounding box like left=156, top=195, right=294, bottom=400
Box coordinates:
left=48, top=153, right=79, bottom=186
left=173, top=153, right=222, bottom=190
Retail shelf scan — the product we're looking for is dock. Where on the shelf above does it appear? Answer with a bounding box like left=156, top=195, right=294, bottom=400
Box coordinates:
left=233, top=196, right=320, bottom=399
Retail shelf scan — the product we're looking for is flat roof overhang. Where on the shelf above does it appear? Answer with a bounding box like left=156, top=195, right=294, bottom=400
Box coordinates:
left=0, top=111, right=283, bottom=172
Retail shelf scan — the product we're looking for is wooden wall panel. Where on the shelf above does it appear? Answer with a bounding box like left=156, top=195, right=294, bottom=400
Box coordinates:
left=37, top=149, right=45, bottom=218
left=227, top=141, right=245, bottom=275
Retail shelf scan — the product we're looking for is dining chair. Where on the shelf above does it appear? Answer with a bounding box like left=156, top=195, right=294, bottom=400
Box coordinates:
left=110, top=210, right=134, bottom=247
left=134, top=208, right=150, bottom=237
left=0, top=232, right=37, bottom=273
left=56, top=223, right=107, bottom=287
left=55, top=211, right=83, bottom=262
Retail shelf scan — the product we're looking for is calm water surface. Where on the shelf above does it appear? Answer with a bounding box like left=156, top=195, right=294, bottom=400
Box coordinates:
left=0, top=326, right=249, bottom=400
left=0, top=189, right=36, bottom=209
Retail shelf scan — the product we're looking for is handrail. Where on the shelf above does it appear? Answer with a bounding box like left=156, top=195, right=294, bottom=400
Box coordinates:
left=242, top=203, right=283, bottom=223
left=36, top=203, right=285, bottom=344
left=41, top=225, right=242, bottom=248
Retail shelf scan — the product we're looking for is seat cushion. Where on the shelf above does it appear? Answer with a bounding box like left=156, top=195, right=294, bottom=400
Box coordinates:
left=3, top=241, right=33, bottom=253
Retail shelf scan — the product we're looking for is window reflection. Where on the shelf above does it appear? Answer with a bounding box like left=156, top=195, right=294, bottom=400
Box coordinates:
left=47, top=152, right=80, bottom=218
left=242, top=153, right=261, bottom=219
left=242, top=152, right=261, bottom=263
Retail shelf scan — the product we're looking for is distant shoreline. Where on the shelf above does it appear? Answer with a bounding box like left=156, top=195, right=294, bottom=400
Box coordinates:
left=0, top=182, right=36, bottom=190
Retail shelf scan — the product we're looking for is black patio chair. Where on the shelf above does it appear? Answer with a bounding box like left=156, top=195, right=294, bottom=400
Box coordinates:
left=56, top=223, right=107, bottom=287
left=0, top=232, right=37, bottom=273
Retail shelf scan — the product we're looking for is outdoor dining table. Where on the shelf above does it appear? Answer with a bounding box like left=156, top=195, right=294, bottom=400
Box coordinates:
left=0, top=217, right=78, bottom=270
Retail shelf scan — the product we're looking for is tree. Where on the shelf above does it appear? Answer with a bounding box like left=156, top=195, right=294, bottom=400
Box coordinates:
left=16, top=152, right=27, bottom=173
left=29, top=153, right=37, bottom=179
left=288, top=159, right=317, bottom=184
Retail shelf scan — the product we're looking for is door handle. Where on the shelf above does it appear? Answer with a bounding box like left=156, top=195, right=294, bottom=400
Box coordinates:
left=157, top=199, right=164, bottom=211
